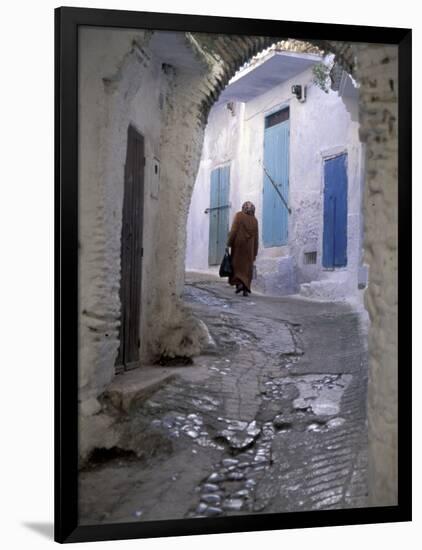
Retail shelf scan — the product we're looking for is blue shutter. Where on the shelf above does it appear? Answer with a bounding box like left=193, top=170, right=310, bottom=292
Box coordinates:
left=263, top=119, right=289, bottom=247
left=323, top=153, right=348, bottom=268
left=217, top=165, right=230, bottom=263
left=208, top=169, right=220, bottom=265
left=208, top=166, right=231, bottom=265
left=323, top=167, right=335, bottom=268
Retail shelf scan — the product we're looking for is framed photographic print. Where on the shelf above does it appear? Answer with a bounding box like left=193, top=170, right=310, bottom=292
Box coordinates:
left=55, top=5, right=412, bottom=543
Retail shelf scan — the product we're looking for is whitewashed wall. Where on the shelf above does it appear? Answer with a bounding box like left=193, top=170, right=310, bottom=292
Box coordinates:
left=79, top=27, right=170, bottom=408
left=186, top=65, right=364, bottom=301
left=185, top=102, right=245, bottom=271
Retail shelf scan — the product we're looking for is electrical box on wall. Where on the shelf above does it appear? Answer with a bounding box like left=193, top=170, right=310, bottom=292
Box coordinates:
left=150, top=157, right=160, bottom=199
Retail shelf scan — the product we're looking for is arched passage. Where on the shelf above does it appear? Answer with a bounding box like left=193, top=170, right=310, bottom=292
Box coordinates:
left=78, top=28, right=398, bottom=507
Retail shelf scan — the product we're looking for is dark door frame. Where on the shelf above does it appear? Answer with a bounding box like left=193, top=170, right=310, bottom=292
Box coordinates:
left=115, top=124, right=145, bottom=373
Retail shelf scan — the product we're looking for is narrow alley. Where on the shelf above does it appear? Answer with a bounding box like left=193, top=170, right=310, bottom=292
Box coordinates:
left=79, top=274, right=368, bottom=524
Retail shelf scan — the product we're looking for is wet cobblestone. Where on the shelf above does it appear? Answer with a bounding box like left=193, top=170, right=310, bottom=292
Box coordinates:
left=79, top=279, right=368, bottom=524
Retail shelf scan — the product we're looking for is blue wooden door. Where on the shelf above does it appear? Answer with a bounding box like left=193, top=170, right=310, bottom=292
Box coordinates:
left=323, top=153, right=348, bottom=268
left=263, top=115, right=289, bottom=247
left=208, top=165, right=230, bottom=265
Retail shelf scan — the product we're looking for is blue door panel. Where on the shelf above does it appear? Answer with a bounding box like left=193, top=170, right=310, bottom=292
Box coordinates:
left=334, top=156, right=348, bottom=267
left=263, top=120, right=289, bottom=247
left=217, top=165, right=230, bottom=263
left=323, top=159, right=335, bottom=267
left=208, top=166, right=230, bottom=265
left=323, top=154, right=348, bottom=268
left=208, top=169, right=219, bottom=265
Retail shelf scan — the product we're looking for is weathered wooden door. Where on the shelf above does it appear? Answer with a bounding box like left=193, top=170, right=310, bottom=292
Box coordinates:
left=115, top=125, right=145, bottom=373
left=263, top=107, right=290, bottom=247
left=322, top=153, right=348, bottom=268
left=208, top=165, right=230, bottom=265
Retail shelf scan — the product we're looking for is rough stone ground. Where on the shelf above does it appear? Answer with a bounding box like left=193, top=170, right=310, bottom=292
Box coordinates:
left=79, top=274, right=369, bottom=524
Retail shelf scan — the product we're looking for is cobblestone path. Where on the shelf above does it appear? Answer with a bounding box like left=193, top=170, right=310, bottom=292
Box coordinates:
left=79, top=277, right=369, bottom=524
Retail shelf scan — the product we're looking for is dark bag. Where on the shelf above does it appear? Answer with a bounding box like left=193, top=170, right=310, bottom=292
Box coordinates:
left=219, top=248, right=232, bottom=277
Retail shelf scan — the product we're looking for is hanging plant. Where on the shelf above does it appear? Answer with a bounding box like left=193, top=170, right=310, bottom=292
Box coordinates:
left=312, top=62, right=332, bottom=93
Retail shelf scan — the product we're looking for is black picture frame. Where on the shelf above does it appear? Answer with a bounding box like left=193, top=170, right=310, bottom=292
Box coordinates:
left=55, top=6, right=412, bottom=544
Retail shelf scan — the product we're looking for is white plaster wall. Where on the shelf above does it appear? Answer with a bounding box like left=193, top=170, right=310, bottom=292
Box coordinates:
left=79, top=27, right=170, bottom=403
left=354, top=44, right=399, bottom=505
left=185, top=102, right=245, bottom=271
left=186, top=65, right=363, bottom=300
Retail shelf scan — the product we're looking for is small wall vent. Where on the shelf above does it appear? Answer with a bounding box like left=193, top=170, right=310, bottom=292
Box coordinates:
left=304, top=251, right=317, bottom=265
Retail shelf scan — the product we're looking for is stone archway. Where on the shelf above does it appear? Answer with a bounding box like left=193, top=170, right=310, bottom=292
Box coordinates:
left=149, top=35, right=398, bottom=508
left=78, top=29, right=398, bottom=507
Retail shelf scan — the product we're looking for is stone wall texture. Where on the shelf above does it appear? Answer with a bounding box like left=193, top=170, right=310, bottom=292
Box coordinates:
left=353, top=44, right=398, bottom=506
left=78, top=30, right=398, bottom=505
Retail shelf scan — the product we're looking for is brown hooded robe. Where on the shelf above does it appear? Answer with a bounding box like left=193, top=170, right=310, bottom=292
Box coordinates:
left=227, top=211, right=259, bottom=291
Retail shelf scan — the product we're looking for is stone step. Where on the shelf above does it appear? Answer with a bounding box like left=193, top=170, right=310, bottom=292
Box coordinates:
left=255, top=255, right=299, bottom=296
left=103, top=367, right=179, bottom=413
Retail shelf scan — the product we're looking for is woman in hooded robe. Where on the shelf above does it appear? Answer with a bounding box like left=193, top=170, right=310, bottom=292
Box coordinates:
left=227, top=201, right=259, bottom=296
